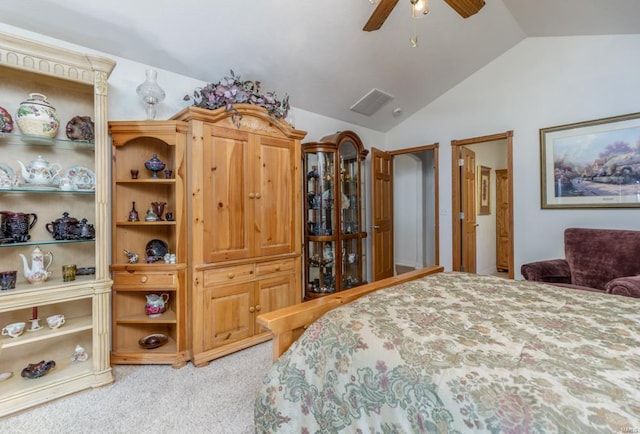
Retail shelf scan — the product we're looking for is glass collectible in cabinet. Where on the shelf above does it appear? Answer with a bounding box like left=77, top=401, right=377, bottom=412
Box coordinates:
left=303, top=131, right=368, bottom=299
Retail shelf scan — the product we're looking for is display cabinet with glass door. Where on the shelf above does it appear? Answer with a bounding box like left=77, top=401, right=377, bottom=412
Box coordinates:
left=303, top=131, right=368, bottom=299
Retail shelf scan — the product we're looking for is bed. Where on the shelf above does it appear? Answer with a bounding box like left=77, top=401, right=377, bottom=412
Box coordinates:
left=255, top=269, right=640, bottom=433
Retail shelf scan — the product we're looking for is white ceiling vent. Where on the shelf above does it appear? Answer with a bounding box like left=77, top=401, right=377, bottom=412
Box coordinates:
left=350, top=88, right=394, bottom=116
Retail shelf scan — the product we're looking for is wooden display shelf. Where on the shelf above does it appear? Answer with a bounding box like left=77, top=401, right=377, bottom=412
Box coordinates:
left=115, top=310, right=177, bottom=324
left=115, top=221, right=177, bottom=226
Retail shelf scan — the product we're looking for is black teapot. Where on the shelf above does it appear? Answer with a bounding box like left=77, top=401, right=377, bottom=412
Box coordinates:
left=45, top=212, right=80, bottom=240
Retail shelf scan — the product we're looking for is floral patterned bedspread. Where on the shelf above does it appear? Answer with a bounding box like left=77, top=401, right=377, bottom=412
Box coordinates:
left=255, top=272, right=640, bottom=433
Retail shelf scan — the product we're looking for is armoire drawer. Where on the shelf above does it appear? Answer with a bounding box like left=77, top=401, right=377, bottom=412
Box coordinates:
left=256, top=258, right=296, bottom=276
left=113, top=270, right=177, bottom=287
left=202, top=263, right=256, bottom=286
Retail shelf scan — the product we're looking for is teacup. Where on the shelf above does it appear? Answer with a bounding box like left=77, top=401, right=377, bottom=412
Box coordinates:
left=0, top=270, right=17, bottom=290
left=58, top=177, right=74, bottom=191
left=2, top=321, right=25, bottom=338
left=46, top=314, right=65, bottom=329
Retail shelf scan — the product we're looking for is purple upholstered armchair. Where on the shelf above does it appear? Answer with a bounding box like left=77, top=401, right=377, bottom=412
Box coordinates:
left=521, top=228, right=640, bottom=298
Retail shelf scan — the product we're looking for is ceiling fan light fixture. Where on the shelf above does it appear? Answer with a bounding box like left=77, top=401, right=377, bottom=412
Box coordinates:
left=410, top=0, right=429, bottom=18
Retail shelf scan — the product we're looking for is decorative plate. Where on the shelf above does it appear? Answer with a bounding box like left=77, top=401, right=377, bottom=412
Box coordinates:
left=64, top=166, right=95, bottom=191
left=138, top=333, right=168, bottom=350
left=145, top=239, right=169, bottom=262
left=0, top=163, right=14, bottom=179
left=0, top=163, right=16, bottom=189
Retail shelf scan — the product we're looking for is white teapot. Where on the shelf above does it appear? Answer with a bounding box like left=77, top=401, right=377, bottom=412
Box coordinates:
left=17, top=155, right=62, bottom=186
left=19, top=246, right=53, bottom=284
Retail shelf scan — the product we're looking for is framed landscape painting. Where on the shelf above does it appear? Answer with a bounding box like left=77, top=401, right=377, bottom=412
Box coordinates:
left=540, top=112, right=640, bottom=208
left=478, top=166, right=491, bottom=215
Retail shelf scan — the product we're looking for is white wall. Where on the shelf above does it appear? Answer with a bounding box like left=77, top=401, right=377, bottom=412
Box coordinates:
left=387, top=35, right=640, bottom=277
left=394, top=154, right=422, bottom=268
left=0, top=23, right=386, bottom=147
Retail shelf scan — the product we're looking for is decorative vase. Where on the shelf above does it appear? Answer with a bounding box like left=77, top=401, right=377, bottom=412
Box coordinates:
left=144, top=154, right=165, bottom=179
left=136, top=69, right=165, bottom=120
left=151, top=201, right=166, bottom=220
left=15, top=93, right=60, bottom=138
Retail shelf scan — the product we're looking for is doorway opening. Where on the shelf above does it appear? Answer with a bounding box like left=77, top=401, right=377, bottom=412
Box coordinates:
left=370, top=144, right=439, bottom=281
left=451, top=131, right=514, bottom=279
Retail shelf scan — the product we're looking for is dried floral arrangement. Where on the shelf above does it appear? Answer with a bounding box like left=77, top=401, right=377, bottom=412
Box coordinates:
left=184, top=70, right=290, bottom=127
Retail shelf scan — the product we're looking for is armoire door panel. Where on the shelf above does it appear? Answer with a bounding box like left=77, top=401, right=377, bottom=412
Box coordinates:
left=203, top=125, right=251, bottom=262
left=256, top=274, right=296, bottom=332
left=202, top=282, right=254, bottom=350
left=253, top=135, right=296, bottom=257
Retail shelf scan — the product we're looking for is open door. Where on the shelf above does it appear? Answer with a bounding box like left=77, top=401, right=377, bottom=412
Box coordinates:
left=452, top=131, right=514, bottom=278
left=371, top=147, right=394, bottom=281
left=460, top=147, right=477, bottom=273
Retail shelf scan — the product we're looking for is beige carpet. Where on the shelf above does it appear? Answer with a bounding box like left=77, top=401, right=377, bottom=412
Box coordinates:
left=2, top=342, right=272, bottom=434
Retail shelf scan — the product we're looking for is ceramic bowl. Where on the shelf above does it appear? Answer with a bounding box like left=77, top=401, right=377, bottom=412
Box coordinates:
left=138, top=333, right=168, bottom=350
left=76, top=267, right=96, bottom=276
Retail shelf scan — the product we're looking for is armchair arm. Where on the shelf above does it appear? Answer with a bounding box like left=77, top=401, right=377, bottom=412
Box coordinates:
left=521, top=259, right=571, bottom=284
left=605, top=275, right=640, bottom=298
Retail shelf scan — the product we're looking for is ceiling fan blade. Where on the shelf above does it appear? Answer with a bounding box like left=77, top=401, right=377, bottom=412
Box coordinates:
left=443, top=0, right=485, bottom=18
left=363, top=0, right=400, bottom=32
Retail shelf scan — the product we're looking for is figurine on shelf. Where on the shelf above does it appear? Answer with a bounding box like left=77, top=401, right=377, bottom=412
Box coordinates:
left=123, top=249, right=139, bottom=264
left=71, top=344, right=89, bottom=362
left=144, top=207, right=159, bottom=222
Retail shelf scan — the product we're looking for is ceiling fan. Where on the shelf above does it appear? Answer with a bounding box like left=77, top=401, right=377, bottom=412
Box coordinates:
left=363, top=0, right=486, bottom=31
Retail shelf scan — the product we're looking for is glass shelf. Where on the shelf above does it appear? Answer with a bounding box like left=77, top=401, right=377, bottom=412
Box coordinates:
left=0, top=132, right=94, bottom=151
left=0, top=238, right=95, bottom=248
left=0, top=187, right=95, bottom=194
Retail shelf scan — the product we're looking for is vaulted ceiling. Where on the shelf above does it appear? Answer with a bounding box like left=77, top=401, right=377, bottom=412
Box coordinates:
left=1, top=0, right=639, bottom=132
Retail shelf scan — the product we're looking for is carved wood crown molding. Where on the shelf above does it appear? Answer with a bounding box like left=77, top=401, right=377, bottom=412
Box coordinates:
left=0, top=31, right=115, bottom=89
left=172, top=105, right=307, bottom=140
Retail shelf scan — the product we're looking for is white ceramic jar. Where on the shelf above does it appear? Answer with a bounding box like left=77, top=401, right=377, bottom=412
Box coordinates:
left=15, top=93, right=60, bottom=138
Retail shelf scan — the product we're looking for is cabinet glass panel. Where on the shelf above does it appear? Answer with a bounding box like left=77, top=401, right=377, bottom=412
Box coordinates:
left=305, top=151, right=336, bottom=237
left=306, top=240, right=336, bottom=294
left=341, top=237, right=361, bottom=289
left=339, top=141, right=360, bottom=236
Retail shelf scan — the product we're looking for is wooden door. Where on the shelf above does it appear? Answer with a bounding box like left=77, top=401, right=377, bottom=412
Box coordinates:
left=202, top=124, right=251, bottom=262
left=371, top=147, right=394, bottom=281
left=252, top=135, right=297, bottom=257
left=495, top=169, right=510, bottom=272
left=460, top=147, right=477, bottom=273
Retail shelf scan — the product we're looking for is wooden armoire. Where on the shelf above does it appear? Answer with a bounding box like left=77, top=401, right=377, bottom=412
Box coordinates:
left=171, top=105, right=306, bottom=366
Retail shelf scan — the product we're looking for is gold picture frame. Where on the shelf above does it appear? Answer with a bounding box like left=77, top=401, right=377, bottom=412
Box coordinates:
left=540, top=112, right=640, bottom=208
left=478, top=166, right=491, bottom=215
